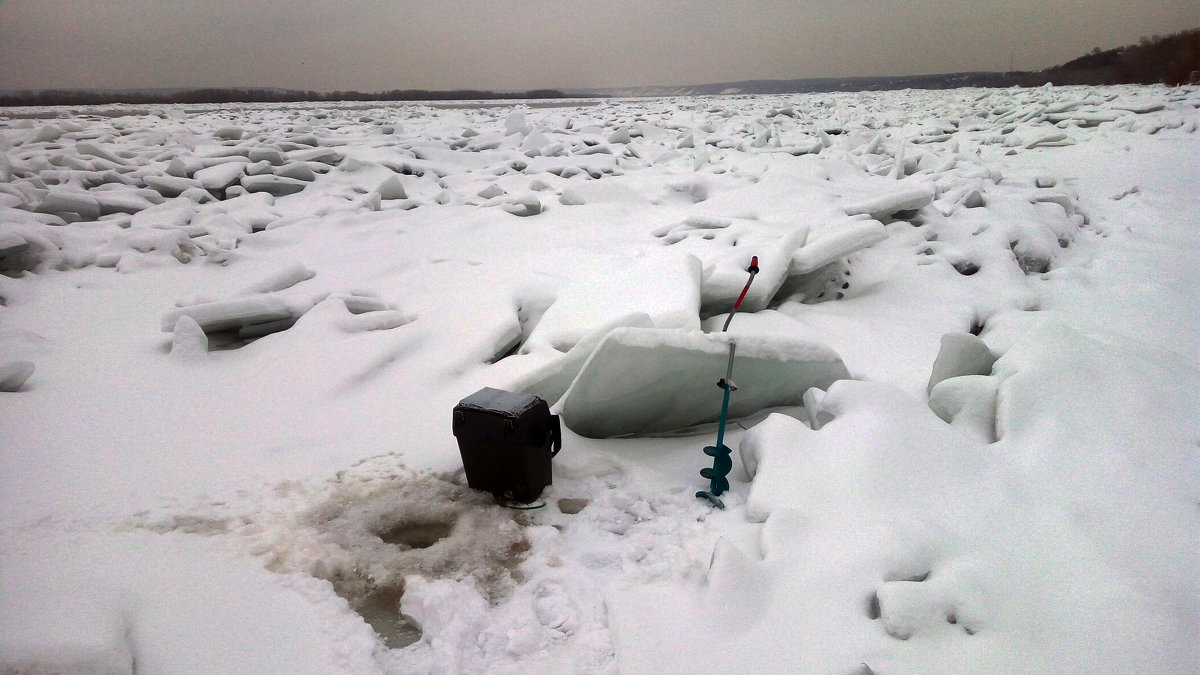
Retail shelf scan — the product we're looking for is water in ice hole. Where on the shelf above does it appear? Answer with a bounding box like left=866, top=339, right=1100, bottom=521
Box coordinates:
left=379, top=520, right=454, bottom=549
left=338, top=512, right=466, bottom=649
left=355, top=585, right=423, bottom=649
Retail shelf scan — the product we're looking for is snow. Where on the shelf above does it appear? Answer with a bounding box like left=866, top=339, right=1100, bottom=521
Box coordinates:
left=927, top=374, right=999, bottom=442
left=0, top=531, right=381, bottom=674
left=1, top=85, right=1198, bottom=674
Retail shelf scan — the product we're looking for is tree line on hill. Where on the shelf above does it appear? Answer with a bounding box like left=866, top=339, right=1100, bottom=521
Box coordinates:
left=1018, top=28, right=1199, bottom=87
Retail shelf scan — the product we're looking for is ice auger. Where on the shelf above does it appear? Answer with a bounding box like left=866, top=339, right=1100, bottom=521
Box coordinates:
left=697, top=256, right=759, bottom=509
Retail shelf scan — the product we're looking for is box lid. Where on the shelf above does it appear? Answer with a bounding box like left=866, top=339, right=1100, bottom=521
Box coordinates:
left=456, top=387, right=543, bottom=418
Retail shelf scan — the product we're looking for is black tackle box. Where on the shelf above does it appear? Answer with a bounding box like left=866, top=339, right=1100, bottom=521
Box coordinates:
left=452, top=387, right=561, bottom=503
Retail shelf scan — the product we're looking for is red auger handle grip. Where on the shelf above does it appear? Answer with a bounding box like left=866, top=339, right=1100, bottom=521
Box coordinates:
left=732, top=255, right=760, bottom=311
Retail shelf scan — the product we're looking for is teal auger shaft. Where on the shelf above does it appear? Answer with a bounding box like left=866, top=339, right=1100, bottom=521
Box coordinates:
left=715, top=379, right=731, bottom=450
left=697, top=256, right=759, bottom=509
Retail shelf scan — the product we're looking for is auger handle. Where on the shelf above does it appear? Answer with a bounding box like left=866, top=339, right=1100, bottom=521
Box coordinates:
left=722, top=256, right=759, bottom=332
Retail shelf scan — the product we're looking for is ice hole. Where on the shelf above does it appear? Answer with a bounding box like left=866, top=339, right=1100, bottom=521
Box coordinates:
left=271, top=476, right=532, bottom=652
left=378, top=520, right=454, bottom=549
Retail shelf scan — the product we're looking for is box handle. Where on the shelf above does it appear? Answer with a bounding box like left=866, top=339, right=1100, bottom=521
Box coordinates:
left=549, top=415, right=562, bottom=457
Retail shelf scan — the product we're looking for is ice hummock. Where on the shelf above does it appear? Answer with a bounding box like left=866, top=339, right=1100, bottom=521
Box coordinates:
left=559, top=327, right=850, bottom=437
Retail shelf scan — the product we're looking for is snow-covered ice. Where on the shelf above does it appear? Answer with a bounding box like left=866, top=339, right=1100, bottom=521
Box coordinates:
left=1, top=85, right=1198, bottom=673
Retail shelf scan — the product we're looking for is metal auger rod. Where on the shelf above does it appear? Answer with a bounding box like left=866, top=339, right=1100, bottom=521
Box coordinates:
left=714, top=341, right=736, bottom=450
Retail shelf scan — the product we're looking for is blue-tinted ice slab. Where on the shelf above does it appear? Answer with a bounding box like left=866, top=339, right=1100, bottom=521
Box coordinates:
left=559, top=327, right=850, bottom=438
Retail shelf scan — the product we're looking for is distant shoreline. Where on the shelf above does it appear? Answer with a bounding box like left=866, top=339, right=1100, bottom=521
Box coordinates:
left=0, top=98, right=606, bottom=120
left=3, top=28, right=1195, bottom=109
left=0, top=88, right=579, bottom=109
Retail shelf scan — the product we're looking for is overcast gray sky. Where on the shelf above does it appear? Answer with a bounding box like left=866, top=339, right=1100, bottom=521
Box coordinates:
left=2, top=0, right=1197, bottom=92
